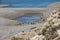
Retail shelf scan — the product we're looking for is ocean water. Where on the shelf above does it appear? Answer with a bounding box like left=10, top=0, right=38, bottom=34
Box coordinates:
left=0, top=0, right=60, bottom=8
left=14, top=13, right=42, bottom=24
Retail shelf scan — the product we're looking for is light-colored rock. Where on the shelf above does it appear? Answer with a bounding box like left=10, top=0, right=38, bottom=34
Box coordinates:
left=57, top=30, right=60, bottom=35
left=30, top=35, right=45, bottom=40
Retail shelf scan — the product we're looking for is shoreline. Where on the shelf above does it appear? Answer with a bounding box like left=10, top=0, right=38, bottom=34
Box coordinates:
left=0, top=8, right=47, bottom=19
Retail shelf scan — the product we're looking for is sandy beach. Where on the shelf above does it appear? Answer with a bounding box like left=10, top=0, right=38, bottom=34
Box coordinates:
left=0, top=8, right=46, bottom=40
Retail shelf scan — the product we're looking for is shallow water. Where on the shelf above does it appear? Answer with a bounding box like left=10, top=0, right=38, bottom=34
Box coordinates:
left=0, top=0, right=60, bottom=8
left=15, top=13, right=42, bottom=24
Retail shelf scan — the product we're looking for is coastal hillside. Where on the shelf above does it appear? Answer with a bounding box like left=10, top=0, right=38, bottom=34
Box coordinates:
left=11, top=9, right=60, bottom=40
left=47, top=2, right=60, bottom=8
